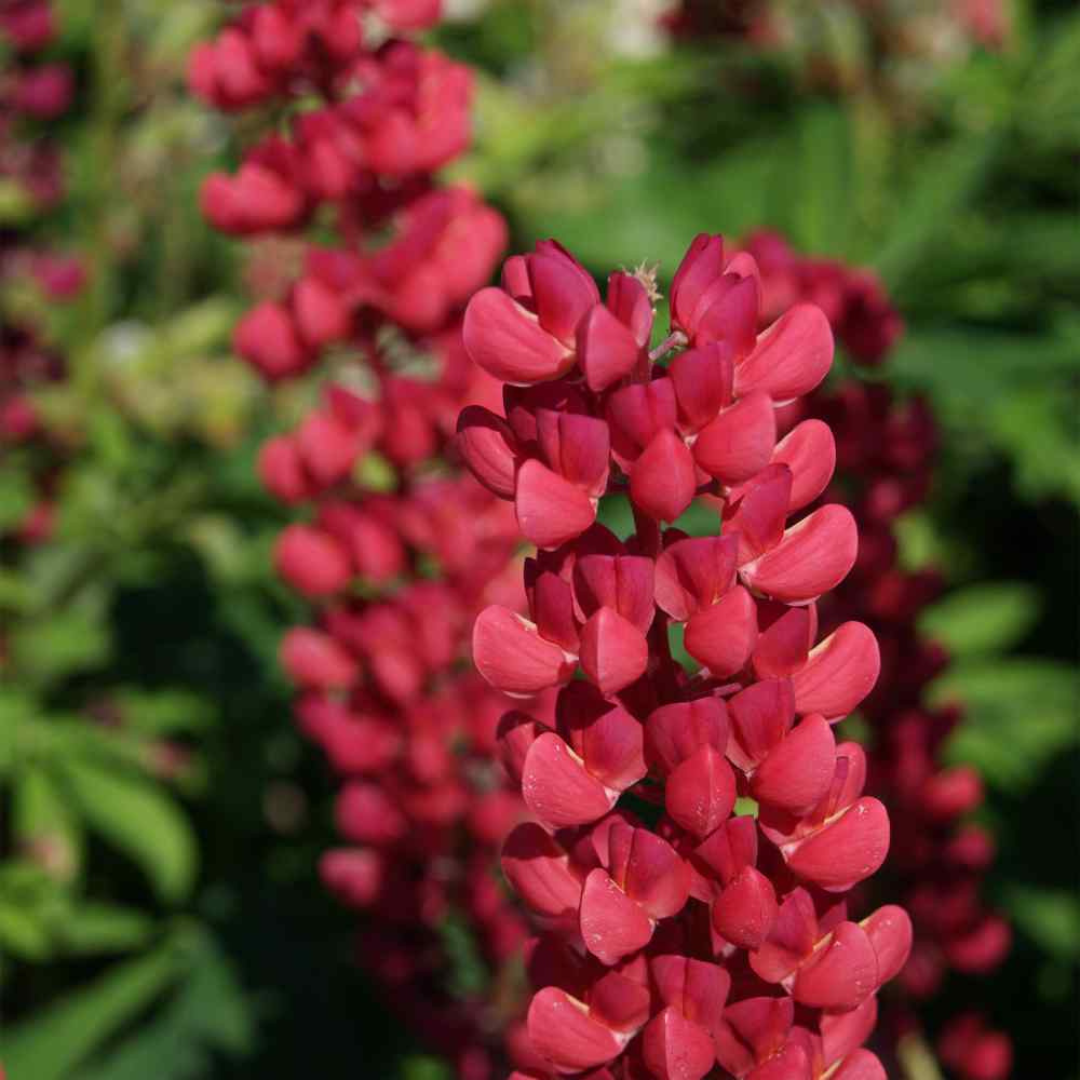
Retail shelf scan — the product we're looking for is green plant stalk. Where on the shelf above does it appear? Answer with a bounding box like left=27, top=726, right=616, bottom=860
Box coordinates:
left=77, top=0, right=128, bottom=383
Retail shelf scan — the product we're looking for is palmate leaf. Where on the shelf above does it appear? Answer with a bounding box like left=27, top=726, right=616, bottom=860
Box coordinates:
left=2, top=936, right=186, bottom=1080
left=71, top=931, right=254, bottom=1080
left=57, top=758, right=198, bottom=904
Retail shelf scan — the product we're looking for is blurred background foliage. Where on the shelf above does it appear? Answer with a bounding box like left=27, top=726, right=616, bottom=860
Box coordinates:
left=0, top=0, right=1076, bottom=1077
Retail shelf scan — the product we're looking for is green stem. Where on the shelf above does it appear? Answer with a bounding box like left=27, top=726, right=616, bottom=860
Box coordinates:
left=77, top=0, right=127, bottom=372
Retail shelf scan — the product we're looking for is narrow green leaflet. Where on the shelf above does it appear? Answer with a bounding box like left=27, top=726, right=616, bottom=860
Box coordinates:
left=58, top=758, right=198, bottom=904
left=873, top=133, right=1000, bottom=292
left=71, top=931, right=254, bottom=1080
left=932, top=660, right=1079, bottom=792
left=2, top=936, right=186, bottom=1080
left=919, top=582, right=1040, bottom=657
left=56, top=902, right=157, bottom=956
left=13, top=765, right=85, bottom=883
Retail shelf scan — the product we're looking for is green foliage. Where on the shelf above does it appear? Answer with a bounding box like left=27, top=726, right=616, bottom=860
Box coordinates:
left=932, top=660, right=1079, bottom=792
left=2, top=935, right=186, bottom=1080
left=920, top=582, right=1041, bottom=656
left=71, top=931, right=255, bottom=1080
left=59, top=757, right=198, bottom=904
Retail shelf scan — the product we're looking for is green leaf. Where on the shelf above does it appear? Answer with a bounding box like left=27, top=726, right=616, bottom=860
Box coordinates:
left=919, top=582, right=1040, bottom=657
left=438, top=911, right=489, bottom=999
left=10, top=608, right=112, bottom=686
left=932, top=660, right=1080, bottom=792
left=110, top=688, right=215, bottom=737
left=401, top=1058, right=453, bottom=1080
left=13, top=765, right=84, bottom=883
left=56, top=903, right=157, bottom=956
left=791, top=104, right=852, bottom=255
left=873, top=133, right=1000, bottom=292
left=0, top=464, right=34, bottom=531
left=58, top=758, right=198, bottom=904
left=1005, top=887, right=1080, bottom=962
left=2, top=936, right=186, bottom=1080
left=0, top=895, right=53, bottom=960
left=72, top=931, right=254, bottom=1080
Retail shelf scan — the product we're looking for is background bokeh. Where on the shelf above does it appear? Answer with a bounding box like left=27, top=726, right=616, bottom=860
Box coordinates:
left=1, top=1, right=1076, bottom=1078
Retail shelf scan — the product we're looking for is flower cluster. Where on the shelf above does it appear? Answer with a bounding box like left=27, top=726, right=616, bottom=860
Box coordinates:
left=0, top=0, right=84, bottom=548
left=755, top=238, right=1011, bottom=1078
left=458, top=233, right=911, bottom=1080
left=662, top=0, right=1012, bottom=90
left=194, top=3, right=557, bottom=1074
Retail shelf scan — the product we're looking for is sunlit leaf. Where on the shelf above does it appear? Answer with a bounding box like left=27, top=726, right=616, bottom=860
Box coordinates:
left=58, top=759, right=198, bottom=904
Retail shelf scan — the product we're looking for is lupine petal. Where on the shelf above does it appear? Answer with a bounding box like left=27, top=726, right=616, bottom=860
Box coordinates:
left=497, top=711, right=550, bottom=785
left=473, top=605, right=574, bottom=694
left=579, top=608, right=649, bottom=695
left=574, top=555, right=656, bottom=634
left=607, top=272, right=654, bottom=348
left=791, top=622, right=880, bottom=720
left=654, top=535, right=738, bottom=621
left=589, top=970, right=652, bottom=1033
left=515, top=459, right=597, bottom=550
left=456, top=405, right=518, bottom=498
left=565, top=690, right=648, bottom=792
left=642, top=1008, right=717, bottom=1080
left=522, top=732, right=616, bottom=827
left=742, top=505, right=858, bottom=603
left=527, top=987, right=623, bottom=1072
left=683, top=586, right=759, bottom=678
left=531, top=251, right=599, bottom=342
left=792, top=922, right=878, bottom=1012
left=606, top=378, right=679, bottom=461
left=861, top=905, right=913, bottom=986
left=669, top=343, right=734, bottom=433
left=786, top=797, right=890, bottom=892
left=645, top=697, right=730, bottom=775
left=828, top=1049, right=887, bottom=1080
left=631, top=429, right=697, bottom=523
left=712, top=866, right=778, bottom=950
left=746, top=1042, right=812, bottom=1080
left=715, top=997, right=795, bottom=1078
left=665, top=745, right=736, bottom=838
left=693, top=390, right=777, bottom=485
left=463, top=287, right=574, bottom=385
left=695, top=275, right=760, bottom=357
left=753, top=603, right=816, bottom=679
left=727, top=678, right=796, bottom=773
left=771, top=419, right=836, bottom=512
left=501, top=823, right=582, bottom=919
left=578, top=303, right=642, bottom=392
left=725, top=465, right=793, bottom=565
left=735, top=303, right=833, bottom=402
left=580, top=868, right=654, bottom=965
left=621, top=828, right=691, bottom=920
left=751, top=714, right=836, bottom=815
left=692, top=815, right=758, bottom=886
left=671, top=234, right=725, bottom=333
left=536, top=411, right=611, bottom=496
left=821, top=996, right=878, bottom=1069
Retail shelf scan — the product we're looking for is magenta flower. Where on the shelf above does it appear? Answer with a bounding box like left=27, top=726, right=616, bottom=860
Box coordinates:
left=459, top=233, right=905, bottom=1080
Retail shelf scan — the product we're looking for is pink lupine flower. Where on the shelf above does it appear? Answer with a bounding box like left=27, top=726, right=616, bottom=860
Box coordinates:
left=457, top=233, right=908, bottom=1079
